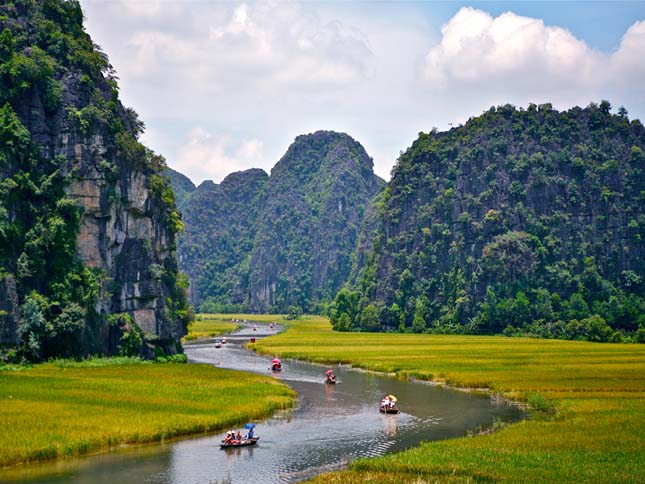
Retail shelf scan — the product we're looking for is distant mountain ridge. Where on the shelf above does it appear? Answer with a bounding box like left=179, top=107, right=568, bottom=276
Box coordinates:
left=172, top=131, right=384, bottom=312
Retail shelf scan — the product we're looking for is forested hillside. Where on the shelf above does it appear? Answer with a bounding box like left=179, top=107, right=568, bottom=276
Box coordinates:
left=173, top=131, right=384, bottom=313
left=333, top=102, right=645, bottom=342
left=247, top=131, right=384, bottom=312
left=0, top=0, right=191, bottom=360
left=164, top=167, right=195, bottom=212
left=178, top=169, right=268, bottom=308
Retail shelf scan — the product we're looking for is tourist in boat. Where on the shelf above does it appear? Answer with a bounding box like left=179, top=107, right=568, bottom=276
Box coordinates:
left=223, top=431, right=234, bottom=444
left=380, top=394, right=399, bottom=413
left=236, top=430, right=242, bottom=442
left=325, top=369, right=336, bottom=383
left=244, top=423, right=256, bottom=439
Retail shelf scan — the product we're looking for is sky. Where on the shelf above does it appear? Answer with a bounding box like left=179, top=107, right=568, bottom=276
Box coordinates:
left=79, top=1, right=645, bottom=185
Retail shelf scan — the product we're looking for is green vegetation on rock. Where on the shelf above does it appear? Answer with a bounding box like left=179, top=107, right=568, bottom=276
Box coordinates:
left=0, top=0, right=191, bottom=360
left=164, top=167, right=195, bottom=212
left=173, top=131, right=384, bottom=314
left=179, top=169, right=269, bottom=311
left=333, top=102, right=644, bottom=342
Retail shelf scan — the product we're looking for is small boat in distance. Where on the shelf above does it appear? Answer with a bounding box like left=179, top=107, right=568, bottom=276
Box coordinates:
left=270, top=358, right=282, bottom=372
left=214, top=338, right=222, bottom=348
left=325, top=369, right=337, bottom=384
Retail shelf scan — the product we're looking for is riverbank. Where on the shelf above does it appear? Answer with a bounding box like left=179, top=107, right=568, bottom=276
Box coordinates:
left=248, top=316, right=645, bottom=483
left=0, top=357, right=294, bottom=468
left=183, top=314, right=240, bottom=341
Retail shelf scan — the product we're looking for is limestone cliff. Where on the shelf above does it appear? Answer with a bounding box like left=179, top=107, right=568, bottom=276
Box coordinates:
left=178, top=169, right=268, bottom=307
left=0, top=1, right=190, bottom=358
left=247, top=131, right=384, bottom=312
left=172, top=131, right=383, bottom=313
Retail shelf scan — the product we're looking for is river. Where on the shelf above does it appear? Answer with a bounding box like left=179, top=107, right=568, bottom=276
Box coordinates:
left=3, top=324, right=524, bottom=483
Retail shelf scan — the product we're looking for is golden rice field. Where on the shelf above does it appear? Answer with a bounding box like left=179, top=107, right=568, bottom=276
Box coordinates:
left=183, top=315, right=240, bottom=341
left=198, top=313, right=288, bottom=323
left=0, top=358, right=294, bottom=468
left=247, top=317, right=645, bottom=484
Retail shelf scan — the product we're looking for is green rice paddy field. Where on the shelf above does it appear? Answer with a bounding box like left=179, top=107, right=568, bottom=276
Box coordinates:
left=0, top=358, right=294, bottom=468
left=246, top=316, right=645, bottom=484
left=183, top=314, right=240, bottom=341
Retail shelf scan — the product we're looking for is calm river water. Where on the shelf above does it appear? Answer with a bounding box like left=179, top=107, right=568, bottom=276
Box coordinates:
left=3, top=324, right=524, bottom=484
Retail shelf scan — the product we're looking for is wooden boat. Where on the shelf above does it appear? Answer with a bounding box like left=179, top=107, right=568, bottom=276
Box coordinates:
left=380, top=405, right=400, bottom=414
left=325, top=378, right=336, bottom=384
left=220, top=437, right=260, bottom=449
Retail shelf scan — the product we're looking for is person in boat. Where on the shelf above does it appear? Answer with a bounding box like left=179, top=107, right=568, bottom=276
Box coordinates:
left=245, top=426, right=254, bottom=439
left=236, top=430, right=242, bottom=442
left=224, top=431, right=234, bottom=444
left=381, top=396, right=393, bottom=412
left=325, top=370, right=336, bottom=383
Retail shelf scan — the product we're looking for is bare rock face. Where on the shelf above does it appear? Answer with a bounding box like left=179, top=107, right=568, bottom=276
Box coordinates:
left=55, top=80, right=187, bottom=352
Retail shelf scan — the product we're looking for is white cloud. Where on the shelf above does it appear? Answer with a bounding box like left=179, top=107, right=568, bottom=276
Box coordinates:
left=174, top=128, right=266, bottom=184
left=423, top=7, right=645, bottom=95
left=612, top=20, right=645, bottom=82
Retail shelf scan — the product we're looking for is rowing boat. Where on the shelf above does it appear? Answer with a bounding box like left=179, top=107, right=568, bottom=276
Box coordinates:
left=379, top=406, right=400, bottom=414
left=220, top=437, right=260, bottom=449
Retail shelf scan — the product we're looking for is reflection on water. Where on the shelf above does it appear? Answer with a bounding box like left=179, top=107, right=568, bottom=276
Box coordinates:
left=382, top=413, right=398, bottom=437
left=2, top=325, right=524, bottom=484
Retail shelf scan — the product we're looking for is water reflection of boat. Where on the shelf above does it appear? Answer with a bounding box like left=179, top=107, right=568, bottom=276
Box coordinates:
left=383, top=413, right=398, bottom=436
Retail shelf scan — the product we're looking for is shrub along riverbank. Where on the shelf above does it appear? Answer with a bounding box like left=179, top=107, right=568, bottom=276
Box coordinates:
left=250, top=317, right=645, bottom=483
left=0, top=357, right=294, bottom=468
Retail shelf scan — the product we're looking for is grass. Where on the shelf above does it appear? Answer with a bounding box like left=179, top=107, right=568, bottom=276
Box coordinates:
left=184, top=313, right=290, bottom=341
left=198, top=313, right=288, bottom=323
left=183, top=315, right=240, bottom=341
left=245, top=316, right=645, bottom=484
left=0, top=358, right=295, bottom=469
left=184, top=313, right=317, bottom=341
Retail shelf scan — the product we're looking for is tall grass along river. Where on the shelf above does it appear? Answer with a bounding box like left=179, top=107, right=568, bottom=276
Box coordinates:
left=0, top=355, right=294, bottom=478
left=1, top=323, right=523, bottom=483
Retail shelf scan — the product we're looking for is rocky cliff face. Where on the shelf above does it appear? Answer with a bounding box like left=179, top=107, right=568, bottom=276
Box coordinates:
left=178, top=169, right=268, bottom=307
left=0, top=1, right=189, bottom=357
left=246, top=131, right=384, bottom=312
left=343, top=103, right=645, bottom=336
left=172, top=131, right=384, bottom=313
